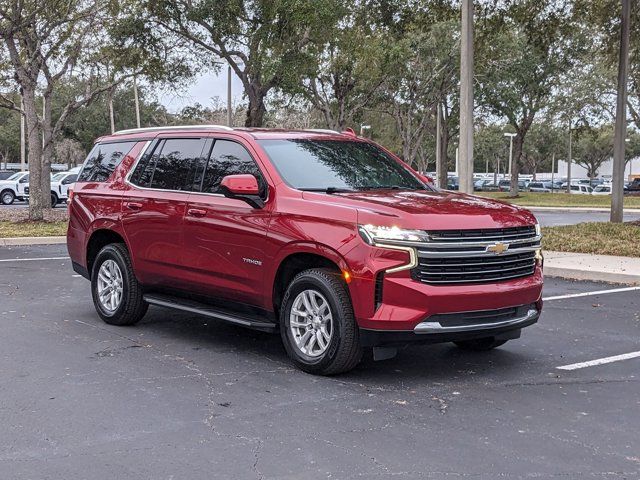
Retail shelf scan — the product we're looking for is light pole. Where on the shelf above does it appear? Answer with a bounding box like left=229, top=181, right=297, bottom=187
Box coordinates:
left=459, top=0, right=474, bottom=194
left=227, top=65, right=233, bottom=127
left=360, top=124, right=371, bottom=137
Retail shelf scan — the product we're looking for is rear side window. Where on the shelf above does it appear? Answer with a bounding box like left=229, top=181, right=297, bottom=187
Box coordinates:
left=130, top=138, right=206, bottom=191
left=78, top=141, right=136, bottom=182
left=201, top=140, right=266, bottom=196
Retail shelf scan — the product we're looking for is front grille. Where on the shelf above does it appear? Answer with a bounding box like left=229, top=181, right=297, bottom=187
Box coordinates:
left=24, top=186, right=29, bottom=194
left=411, top=226, right=540, bottom=285
left=426, top=226, right=536, bottom=242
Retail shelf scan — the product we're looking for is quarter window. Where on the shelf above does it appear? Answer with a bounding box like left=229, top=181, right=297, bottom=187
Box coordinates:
left=78, top=141, right=136, bottom=182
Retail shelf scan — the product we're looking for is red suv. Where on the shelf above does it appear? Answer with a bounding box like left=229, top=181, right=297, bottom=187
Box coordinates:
left=67, top=126, right=543, bottom=375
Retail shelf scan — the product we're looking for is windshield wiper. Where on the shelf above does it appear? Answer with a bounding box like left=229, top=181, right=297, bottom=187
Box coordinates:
left=357, top=185, right=419, bottom=191
left=300, top=187, right=355, bottom=194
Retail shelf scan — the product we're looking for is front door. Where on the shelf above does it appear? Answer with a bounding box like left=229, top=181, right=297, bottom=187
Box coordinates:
left=181, top=138, right=272, bottom=306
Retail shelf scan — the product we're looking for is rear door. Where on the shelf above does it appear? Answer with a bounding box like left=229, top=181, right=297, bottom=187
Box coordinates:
left=121, top=137, right=208, bottom=287
left=181, top=137, right=272, bottom=305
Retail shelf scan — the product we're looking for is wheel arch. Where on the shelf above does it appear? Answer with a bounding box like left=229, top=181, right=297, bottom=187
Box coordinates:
left=270, top=244, right=349, bottom=317
left=85, top=228, right=129, bottom=278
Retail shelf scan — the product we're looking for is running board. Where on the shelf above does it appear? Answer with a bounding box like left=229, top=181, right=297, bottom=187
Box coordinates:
left=143, top=294, right=276, bottom=332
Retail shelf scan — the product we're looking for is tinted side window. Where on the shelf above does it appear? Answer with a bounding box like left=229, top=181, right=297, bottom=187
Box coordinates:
left=148, top=138, right=206, bottom=191
left=63, top=174, right=78, bottom=184
left=78, top=142, right=136, bottom=182
left=201, top=140, right=266, bottom=196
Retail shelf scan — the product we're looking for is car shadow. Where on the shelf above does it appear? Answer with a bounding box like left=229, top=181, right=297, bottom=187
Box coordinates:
left=135, top=305, right=536, bottom=384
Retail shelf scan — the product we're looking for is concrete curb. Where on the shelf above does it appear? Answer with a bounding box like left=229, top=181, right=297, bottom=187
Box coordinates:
left=0, top=236, right=66, bottom=246
left=528, top=206, right=640, bottom=213
left=543, top=251, right=640, bottom=285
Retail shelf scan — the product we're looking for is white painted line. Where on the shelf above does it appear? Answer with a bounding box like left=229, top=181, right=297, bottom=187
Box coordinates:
left=543, top=286, right=640, bottom=301
left=557, top=351, right=640, bottom=371
left=0, top=256, right=69, bottom=263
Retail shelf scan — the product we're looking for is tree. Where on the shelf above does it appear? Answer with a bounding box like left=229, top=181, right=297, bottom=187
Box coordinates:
left=0, top=0, right=190, bottom=219
left=54, top=138, right=86, bottom=168
left=378, top=18, right=458, bottom=167
left=521, top=122, right=564, bottom=178
left=572, top=125, right=614, bottom=180
left=477, top=0, right=582, bottom=197
left=146, top=0, right=340, bottom=127
left=298, top=4, right=389, bottom=131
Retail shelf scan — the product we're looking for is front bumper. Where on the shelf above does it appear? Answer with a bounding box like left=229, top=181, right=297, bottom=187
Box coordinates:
left=360, top=303, right=540, bottom=347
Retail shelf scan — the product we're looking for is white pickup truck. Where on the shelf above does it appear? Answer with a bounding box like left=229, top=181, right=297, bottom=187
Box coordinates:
left=24, top=168, right=80, bottom=207
left=0, top=171, right=30, bottom=205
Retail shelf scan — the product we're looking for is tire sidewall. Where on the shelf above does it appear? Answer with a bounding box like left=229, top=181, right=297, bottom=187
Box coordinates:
left=51, top=193, right=58, bottom=208
left=91, top=245, right=132, bottom=321
left=1, top=190, right=14, bottom=205
left=280, top=273, right=348, bottom=371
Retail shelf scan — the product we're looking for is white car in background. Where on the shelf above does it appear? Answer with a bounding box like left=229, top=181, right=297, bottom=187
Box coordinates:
left=0, top=171, right=29, bottom=205
left=593, top=185, right=612, bottom=195
left=569, top=184, right=593, bottom=195
left=51, top=168, right=80, bottom=203
left=25, top=167, right=80, bottom=207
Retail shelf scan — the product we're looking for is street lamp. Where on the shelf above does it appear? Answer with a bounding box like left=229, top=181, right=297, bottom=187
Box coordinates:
left=504, top=133, right=516, bottom=177
left=360, top=124, right=371, bottom=137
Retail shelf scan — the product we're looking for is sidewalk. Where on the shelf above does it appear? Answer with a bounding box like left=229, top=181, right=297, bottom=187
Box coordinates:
left=0, top=236, right=66, bottom=246
left=544, top=251, right=640, bottom=285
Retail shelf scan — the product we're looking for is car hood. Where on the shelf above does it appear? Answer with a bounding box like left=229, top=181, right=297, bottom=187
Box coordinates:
left=304, top=189, right=538, bottom=230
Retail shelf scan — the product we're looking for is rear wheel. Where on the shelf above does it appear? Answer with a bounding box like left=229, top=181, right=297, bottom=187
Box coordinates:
left=280, top=268, right=362, bottom=375
left=91, top=243, right=148, bottom=326
left=454, top=337, right=507, bottom=351
left=1, top=189, right=15, bottom=205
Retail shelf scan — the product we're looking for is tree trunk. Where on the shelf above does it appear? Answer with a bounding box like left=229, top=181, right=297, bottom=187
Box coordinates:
left=22, top=89, right=44, bottom=220
left=509, top=134, right=524, bottom=198
left=244, top=85, right=267, bottom=127
left=41, top=94, right=53, bottom=209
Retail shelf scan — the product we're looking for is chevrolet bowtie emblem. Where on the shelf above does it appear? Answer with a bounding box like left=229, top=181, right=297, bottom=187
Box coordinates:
left=486, top=242, right=509, bottom=254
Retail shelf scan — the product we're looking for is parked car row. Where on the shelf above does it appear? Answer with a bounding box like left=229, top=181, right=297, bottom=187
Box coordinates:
left=0, top=167, right=79, bottom=206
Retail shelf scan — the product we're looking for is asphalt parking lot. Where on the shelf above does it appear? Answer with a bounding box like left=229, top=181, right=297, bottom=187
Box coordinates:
left=1, top=244, right=639, bottom=479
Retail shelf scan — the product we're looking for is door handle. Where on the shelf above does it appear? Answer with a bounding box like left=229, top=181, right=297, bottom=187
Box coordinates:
left=125, top=202, right=143, bottom=211
left=187, top=208, right=207, bottom=218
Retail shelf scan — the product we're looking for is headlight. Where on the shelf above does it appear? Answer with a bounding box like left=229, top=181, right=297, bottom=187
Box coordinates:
left=535, top=222, right=541, bottom=237
left=358, top=224, right=429, bottom=245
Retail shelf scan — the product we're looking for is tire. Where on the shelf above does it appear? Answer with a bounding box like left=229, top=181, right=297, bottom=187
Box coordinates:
left=1, top=189, right=15, bottom=205
left=454, top=337, right=508, bottom=351
left=280, top=268, right=362, bottom=375
left=50, top=193, right=58, bottom=208
left=91, top=243, right=148, bottom=326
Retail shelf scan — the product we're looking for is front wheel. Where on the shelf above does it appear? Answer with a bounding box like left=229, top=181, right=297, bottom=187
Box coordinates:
left=1, top=190, right=15, bottom=205
left=91, top=243, right=148, bottom=326
left=51, top=193, right=58, bottom=208
left=454, top=337, right=508, bottom=351
left=280, top=268, right=362, bottom=375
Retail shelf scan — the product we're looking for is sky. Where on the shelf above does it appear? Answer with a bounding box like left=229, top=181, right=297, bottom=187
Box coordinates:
left=155, top=69, right=245, bottom=113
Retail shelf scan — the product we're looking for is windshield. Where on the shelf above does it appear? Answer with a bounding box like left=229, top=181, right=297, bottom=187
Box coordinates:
left=7, top=173, right=22, bottom=181
left=257, top=139, right=427, bottom=191
left=51, top=173, right=67, bottom=182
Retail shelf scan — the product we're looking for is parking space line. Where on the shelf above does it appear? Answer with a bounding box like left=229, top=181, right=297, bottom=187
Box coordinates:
left=0, top=256, right=69, bottom=263
left=543, top=286, right=640, bottom=301
left=557, top=351, right=640, bottom=370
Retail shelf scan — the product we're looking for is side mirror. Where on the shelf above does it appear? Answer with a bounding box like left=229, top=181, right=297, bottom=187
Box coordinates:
left=220, top=174, right=264, bottom=209
left=417, top=173, right=434, bottom=184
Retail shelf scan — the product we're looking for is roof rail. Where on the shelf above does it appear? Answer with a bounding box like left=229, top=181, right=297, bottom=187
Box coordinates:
left=304, top=128, right=342, bottom=134
left=113, top=125, right=234, bottom=136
